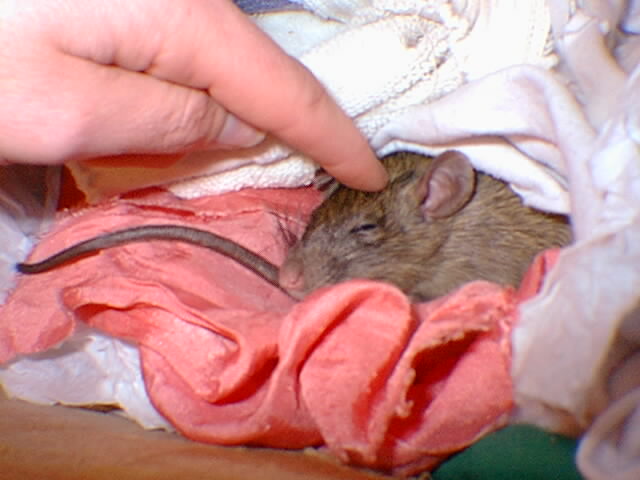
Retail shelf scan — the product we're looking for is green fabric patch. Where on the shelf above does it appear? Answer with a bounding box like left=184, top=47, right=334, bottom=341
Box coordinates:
left=432, top=425, right=584, bottom=480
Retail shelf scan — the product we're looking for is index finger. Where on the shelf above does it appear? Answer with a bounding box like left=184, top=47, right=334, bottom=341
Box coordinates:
left=57, top=0, right=388, bottom=191
left=187, top=2, right=389, bottom=191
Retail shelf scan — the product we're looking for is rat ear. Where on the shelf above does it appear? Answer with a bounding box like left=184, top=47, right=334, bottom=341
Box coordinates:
left=417, top=150, right=475, bottom=219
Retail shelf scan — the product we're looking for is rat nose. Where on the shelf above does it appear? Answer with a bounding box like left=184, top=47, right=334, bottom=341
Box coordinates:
left=279, top=258, right=305, bottom=294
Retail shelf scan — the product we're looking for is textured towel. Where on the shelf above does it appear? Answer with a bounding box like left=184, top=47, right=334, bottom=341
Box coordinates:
left=66, top=0, right=560, bottom=211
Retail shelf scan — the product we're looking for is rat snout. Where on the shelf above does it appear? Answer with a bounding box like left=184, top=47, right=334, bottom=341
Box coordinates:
left=278, top=258, right=306, bottom=298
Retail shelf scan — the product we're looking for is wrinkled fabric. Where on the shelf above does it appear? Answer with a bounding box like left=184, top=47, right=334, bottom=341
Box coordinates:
left=0, top=187, right=559, bottom=475
left=67, top=0, right=557, bottom=208
left=511, top=0, right=640, bottom=463
left=0, top=324, right=170, bottom=430
left=577, top=387, right=640, bottom=480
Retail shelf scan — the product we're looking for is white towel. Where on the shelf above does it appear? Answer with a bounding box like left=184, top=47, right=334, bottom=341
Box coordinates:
left=67, top=0, right=560, bottom=210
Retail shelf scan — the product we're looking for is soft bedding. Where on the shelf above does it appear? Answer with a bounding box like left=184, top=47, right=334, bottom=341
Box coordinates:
left=0, top=184, right=561, bottom=474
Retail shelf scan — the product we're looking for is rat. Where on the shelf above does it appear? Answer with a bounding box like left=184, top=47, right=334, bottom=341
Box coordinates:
left=278, top=150, right=572, bottom=301
left=17, top=151, right=571, bottom=302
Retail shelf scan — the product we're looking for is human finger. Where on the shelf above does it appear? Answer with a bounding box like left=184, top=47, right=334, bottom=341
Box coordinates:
left=50, top=0, right=388, bottom=190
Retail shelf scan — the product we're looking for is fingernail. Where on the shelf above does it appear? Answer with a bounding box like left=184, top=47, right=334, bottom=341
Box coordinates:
left=217, top=114, right=265, bottom=148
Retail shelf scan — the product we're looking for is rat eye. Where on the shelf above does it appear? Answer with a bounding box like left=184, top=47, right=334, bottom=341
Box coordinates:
left=348, top=220, right=383, bottom=245
left=349, top=223, right=378, bottom=234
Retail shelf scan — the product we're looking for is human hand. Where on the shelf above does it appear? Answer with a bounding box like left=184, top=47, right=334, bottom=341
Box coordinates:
left=0, top=0, right=387, bottom=191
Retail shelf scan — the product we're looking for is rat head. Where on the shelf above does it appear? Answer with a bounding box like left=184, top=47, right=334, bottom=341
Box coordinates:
left=279, top=150, right=476, bottom=300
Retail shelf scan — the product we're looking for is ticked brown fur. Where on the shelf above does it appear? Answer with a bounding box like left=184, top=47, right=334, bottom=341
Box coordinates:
left=280, top=151, right=571, bottom=301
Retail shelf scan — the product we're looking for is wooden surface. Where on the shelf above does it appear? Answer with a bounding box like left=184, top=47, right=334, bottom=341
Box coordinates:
left=0, top=393, right=391, bottom=480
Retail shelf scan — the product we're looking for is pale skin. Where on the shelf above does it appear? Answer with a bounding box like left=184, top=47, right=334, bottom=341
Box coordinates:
left=0, top=0, right=388, bottom=191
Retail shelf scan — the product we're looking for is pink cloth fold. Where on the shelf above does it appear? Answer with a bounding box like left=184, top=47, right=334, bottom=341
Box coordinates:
left=0, top=187, right=557, bottom=475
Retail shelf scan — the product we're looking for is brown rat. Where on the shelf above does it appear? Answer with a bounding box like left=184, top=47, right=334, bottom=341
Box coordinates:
left=279, top=150, right=572, bottom=301
left=18, top=151, right=571, bottom=302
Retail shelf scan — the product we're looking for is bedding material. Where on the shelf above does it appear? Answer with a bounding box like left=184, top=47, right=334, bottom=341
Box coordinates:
left=0, top=185, right=560, bottom=474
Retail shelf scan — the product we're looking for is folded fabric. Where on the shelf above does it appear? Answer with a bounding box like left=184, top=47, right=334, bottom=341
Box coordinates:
left=66, top=0, right=560, bottom=213
left=0, top=187, right=558, bottom=475
left=0, top=324, right=172, bottom=430
left=577, top=386, right=640, bottom=480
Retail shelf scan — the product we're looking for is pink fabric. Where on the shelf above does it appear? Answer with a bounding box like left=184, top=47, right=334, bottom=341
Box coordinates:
left=0, top=187, right=557, bottom=475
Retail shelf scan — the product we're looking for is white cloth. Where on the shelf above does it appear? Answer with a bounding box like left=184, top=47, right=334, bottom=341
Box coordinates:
left=509, top=2, right=640, bottom=479
left=67, top=0, right=559, bottom=209
left=0, top=324, right=172, bottom=430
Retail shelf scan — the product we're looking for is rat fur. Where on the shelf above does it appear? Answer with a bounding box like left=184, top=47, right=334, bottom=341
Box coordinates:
left=279, top=151, right=571, bottom=301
